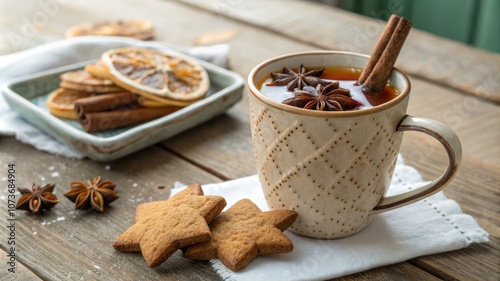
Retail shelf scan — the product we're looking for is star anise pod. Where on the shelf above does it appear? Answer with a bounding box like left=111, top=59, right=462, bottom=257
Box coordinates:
left=64, top=176, right=119, bottom=212
left=16, top=183, right=60, bottom=214
left=266, top=64, right=330, bottom=91
left=283, top=82, right=362, bottom=111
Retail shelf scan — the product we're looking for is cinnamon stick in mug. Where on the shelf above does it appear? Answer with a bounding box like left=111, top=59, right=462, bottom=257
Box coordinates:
left=74, top=91, right=139, bottom=118
left=79, top=106, right=180, bottom=132
left=359, top=15, right=412, bottom=93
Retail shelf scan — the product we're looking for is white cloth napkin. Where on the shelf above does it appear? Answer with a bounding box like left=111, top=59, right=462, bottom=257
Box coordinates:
left=172, top=156, right=489, bottom=281
left=0, top=36, right=230, bottom=158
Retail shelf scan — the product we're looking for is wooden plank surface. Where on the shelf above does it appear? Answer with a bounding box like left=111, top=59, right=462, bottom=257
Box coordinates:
left=400, top=136, right=499, bottom=280
left=151, top=1, right=500, bottom=280
left=0, top=0, right=498, bottom=280
left=179, top=0, right=500, bottom=103
left=0, top=137, right=223, bottom=280
left=1, top=249, right=42, bottom=281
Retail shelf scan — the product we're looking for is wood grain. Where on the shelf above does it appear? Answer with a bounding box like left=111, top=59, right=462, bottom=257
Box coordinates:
left=401, top=135, right=499, bottom=280
left=164, top=1, right=500, bottom=168
left=0, top=249, right=42, bottom=281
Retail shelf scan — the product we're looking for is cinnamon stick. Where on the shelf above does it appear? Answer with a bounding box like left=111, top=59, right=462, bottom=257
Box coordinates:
left=359, top=15, right=412, bottom=93
left=78, top=106, right=180, bottom=132
left=357, top=14, right=400, bottom=85
left=74, top=91, right=138, bottom=118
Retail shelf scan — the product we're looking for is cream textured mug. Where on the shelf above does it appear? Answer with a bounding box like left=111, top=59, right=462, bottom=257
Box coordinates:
left=248, top=51, right=462, bottom=239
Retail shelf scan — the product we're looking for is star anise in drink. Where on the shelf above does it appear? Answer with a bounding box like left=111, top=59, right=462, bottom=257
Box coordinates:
left=283, top=82, right=362, bottom=111
left=64, top=176, right=119, bottom=212
left=266, top=64, right=330, bottom=91
left=16, top=183, right=60, bottom=214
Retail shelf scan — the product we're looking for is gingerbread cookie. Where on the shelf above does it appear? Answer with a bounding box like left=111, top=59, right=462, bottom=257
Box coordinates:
left=113, top=184, right=226, bottom=268
left=184, top=199, right=297, bottom=271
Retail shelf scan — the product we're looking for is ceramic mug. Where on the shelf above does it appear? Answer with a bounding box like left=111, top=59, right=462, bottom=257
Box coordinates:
left=247, top=51, right=462, bottom=239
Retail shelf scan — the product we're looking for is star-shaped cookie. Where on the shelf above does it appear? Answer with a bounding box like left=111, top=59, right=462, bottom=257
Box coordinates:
left=183, top=199, right=297, bottom=271
left=113, top=184, right=226, bottom=268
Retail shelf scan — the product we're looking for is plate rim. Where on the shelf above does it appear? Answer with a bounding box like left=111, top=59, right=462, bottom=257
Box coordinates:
left=1, top=58, right=244, bottom=146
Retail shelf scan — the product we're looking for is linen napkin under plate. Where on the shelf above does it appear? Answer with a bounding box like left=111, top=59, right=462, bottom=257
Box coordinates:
left=0, top=36, right=230, bottom=158
left=171, top=156, right=489, bottom=281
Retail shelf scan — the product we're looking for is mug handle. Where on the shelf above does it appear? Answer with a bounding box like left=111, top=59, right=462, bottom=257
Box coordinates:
left=371, top=115, right=462, bottom=214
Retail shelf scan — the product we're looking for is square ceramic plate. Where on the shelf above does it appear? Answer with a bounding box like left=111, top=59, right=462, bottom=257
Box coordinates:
left=1, top=59, right=244, bottom=161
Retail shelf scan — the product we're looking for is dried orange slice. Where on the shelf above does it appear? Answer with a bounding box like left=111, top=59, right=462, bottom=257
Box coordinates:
left=60, top=70, right=123, bottom=93
left=46, top=88, right=92, bottom=119
left=137, top=96, right=171, bottom=108
left=65, top=20, right=154, bottom=40
left=100, top=47, right=210, bottom=106
left=193, top=29, right=239, bottom=46
left=84, top=62, right=110, bottom=79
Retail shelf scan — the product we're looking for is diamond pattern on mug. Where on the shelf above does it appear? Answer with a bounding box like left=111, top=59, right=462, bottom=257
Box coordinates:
left=249, top=93, right=405, bottom=237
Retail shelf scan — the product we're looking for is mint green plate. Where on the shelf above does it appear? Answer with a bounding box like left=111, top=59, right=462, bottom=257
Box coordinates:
left=1, top=59, right=244, bottom=161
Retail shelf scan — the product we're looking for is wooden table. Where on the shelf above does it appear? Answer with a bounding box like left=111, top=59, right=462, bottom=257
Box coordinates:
left=1, top=0, right=498, bottom=280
